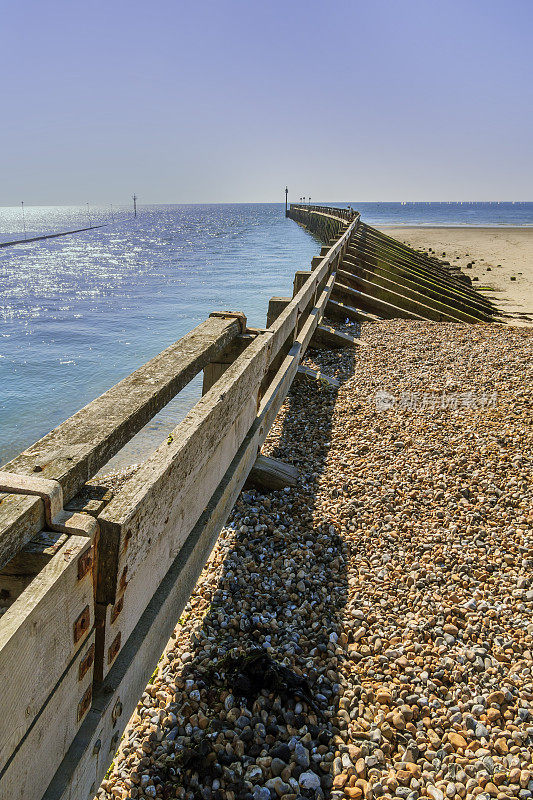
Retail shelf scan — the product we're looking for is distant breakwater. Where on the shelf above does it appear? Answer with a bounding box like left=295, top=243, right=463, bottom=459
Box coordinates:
left=0, top=223, right=106, bottom=248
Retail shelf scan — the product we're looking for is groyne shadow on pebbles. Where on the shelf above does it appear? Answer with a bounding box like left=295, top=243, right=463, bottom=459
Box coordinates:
left=97, top=349, right=360, bottom=800
left=98, top=321, right=533, bottom=800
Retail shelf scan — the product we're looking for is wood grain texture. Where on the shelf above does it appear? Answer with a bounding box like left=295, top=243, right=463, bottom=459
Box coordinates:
left=98, top=394, right=258, bottom=677
left=246, top=455, right=298, bottom=491
left=0, top=632, right=95, bottom=800
left=0, top=317, right=241, bottom=534
left=43, top=302, right=309, bottom=800
left=0, top=533, right=95, bottom=771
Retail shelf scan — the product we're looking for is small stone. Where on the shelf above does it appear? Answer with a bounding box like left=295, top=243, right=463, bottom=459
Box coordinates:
left=271, top=758, right=287, bottom=777
left=298, top=771, right=321, bottom=791
left=294, top=742, right=310, bottom=768
left=449, top=733, right=467, bottom=750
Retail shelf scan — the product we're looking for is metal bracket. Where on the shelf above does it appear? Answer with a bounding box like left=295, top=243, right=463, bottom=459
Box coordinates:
left=0, top=471, right=98, bottom=539
left=209, top=311, right=247, bottom=334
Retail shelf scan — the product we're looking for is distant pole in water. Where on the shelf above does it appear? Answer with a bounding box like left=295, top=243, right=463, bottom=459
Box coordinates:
left=86, top=202, right=91, bottom=226
left=133, top=193, right=138, bottom=218
left=285, top=186, right=288, bottom=214
left=21, top=201, right=26, bottom=240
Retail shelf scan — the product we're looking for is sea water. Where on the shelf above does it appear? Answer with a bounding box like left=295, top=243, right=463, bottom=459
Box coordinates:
left=1, top=202, right=531, bottom=469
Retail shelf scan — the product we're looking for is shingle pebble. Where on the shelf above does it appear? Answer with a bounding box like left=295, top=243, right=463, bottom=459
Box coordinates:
left=97, top=321, right=532, bottom=800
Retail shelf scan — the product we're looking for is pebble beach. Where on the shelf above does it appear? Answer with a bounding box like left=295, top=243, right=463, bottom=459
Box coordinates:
left=97, top=320, right=532, bottom=800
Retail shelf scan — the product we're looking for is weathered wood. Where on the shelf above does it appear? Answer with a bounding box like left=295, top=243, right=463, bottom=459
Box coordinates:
left=65, top=485, right=113, bottom=518
left=342, top=250, right=494, bottom=320
left=309, top=323, right=366, bottom=350
left=246, top=455, right=298, bottom=491
left=42, top=322, right=309, bottom=800
left=293, top=270, right=313, bottom=296
left=1, top=315, right=242, bottom=532
left=332, top=280, right=430, bottom=321
left=335, top=268, right=470, bottom=323
left=0, top=532, right=95, bottom=775
left=0, top=493, right=45, bottom=573
left=97, top=394, right=258, bottom=678
left=266, top=297, right=291, bottom=327
left=0, top=632, right=95, bottom=800
left=326, top=298, right=380, bottom=323
left=0, top=529, right=68, bottom=605
left=95, top=328, right=278, bottom=604
left=295, top=365, right=340, bottom=388
left=202, top=333, right=256, bottom=395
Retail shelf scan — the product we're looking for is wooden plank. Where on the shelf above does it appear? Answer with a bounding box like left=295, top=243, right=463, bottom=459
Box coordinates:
left=310, top=323, right=366, bottom=350
left=95, top=221, right=358, bottom=605
left=1, top=315, right=242, bottom=508
left=97, top=394, right=258, bottom=678
left=0, top=532, right=95, bottom=772
left=43, top=337, right=306, bottom=800
left=202, top=333, right=256, bottom=395
left=0, top=632, right=95, bottom=800
left=0, top=493, right=45, bottom=573
left=266, top=297, right=291, bottom=327
left=335, top=269, right=471, bottom=323
left=246, top=455, right=298, bottom=491
left=326, top=297, right=378, bottom=323
left=64, top=485, right=113, bottom=517
left=332, top=281, right=430, bottom=321
left=95, top=330, right=276, bottom=604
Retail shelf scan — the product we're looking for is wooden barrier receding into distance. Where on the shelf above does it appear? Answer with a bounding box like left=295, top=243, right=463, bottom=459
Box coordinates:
left=0, top=207, right=358, bottom=800
left=0, top=204, right=497, bottom=800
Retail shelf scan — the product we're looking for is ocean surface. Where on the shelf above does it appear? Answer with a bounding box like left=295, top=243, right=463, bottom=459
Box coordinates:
left=1, top=202, right=532, bottom=471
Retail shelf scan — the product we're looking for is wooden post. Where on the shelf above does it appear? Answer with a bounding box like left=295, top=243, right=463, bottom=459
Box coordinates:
left=293, top=271, right=312, bottom=297
left=202, top=333, right=256, bottom=395
left=266, top=296, right=291, bottom=327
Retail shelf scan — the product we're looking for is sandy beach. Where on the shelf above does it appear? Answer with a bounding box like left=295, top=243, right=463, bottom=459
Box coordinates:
left=378, top=227, right=533, bottom=326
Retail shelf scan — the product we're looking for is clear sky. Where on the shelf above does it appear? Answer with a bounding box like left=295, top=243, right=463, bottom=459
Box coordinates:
left=1, top=0, right=531, bottom=204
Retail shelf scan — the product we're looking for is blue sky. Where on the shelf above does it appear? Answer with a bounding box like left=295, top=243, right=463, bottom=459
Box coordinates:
left=1, top=0, right=531, bottom=203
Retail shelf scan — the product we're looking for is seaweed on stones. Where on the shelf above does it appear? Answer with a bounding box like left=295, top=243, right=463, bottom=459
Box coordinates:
left=218, top=648, right=321, bottom=715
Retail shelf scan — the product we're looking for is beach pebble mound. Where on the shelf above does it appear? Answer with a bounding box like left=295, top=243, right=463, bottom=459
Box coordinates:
left=98, top=321, right=532, bottom=800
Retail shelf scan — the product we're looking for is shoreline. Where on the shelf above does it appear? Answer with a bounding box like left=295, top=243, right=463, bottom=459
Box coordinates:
left=378, top=225, right=533, bottom=326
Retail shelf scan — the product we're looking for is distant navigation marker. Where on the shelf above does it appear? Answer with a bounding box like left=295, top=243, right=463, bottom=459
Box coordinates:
left=133, top=193, right=138, bottom=218
left=21, top=201, right=27, bottom=240
left=285, top=186, right=288, bottom=215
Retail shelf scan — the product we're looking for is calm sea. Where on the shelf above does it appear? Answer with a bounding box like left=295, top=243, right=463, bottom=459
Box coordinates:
left=1, top=202, right=532, bottom=470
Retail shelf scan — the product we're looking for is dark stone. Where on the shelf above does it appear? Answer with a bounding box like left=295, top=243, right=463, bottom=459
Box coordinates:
left=217, top=751, right=234, bottom=767
left=270, top=743, right=291, bottom=761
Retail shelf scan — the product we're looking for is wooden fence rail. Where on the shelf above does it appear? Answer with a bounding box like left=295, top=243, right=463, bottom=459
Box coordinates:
left=0, top=207, right=358, bottom=800
left=289, top=203, right=356, bottom=221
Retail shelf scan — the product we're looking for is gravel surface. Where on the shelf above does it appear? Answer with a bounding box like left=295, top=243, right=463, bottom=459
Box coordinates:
left=97, top=320, right=532, bottom=800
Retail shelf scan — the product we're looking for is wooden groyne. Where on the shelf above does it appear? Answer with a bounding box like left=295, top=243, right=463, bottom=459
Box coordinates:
left=0, top=207, right=362, bottom=800
left=0, top=224, right=106, bottom=248
left=287, top=204, right=498, bottom=323
left=0, top=205, right=500, bottom=800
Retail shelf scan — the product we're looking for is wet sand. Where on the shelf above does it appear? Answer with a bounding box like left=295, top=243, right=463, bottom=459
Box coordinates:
left=378, top=227, right=533, bottom=326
